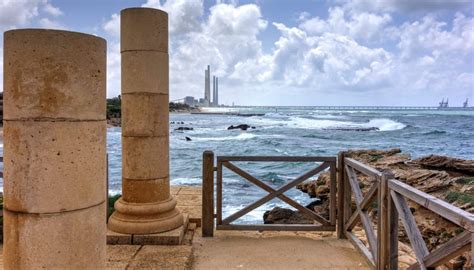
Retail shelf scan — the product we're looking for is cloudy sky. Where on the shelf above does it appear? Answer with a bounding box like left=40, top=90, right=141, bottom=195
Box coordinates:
left=0, top=0, right=473, bottom=106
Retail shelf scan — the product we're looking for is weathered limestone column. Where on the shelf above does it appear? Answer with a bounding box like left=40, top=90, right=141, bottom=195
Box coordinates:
left=3, top=29, right=107, bottom=268
left=108, top=7, right=184, bottom=234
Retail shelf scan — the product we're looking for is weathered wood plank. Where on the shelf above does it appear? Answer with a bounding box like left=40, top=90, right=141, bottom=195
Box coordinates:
left=377, top=173, right=391, bottom=270
left=330, top=162, right=337, bottom=226
left=389, top=180, right=474, bottom=231
left=216, top=159, right=223, bottom=225
left=345, top=165, right=378, bottom=260
left=217, top=224, right=336, bottom=231
left=389, top=188, right=399, bottom=270
left=202, top=151, right=215, bottom=237
left=337, top=152, right=345, bottom=239
left=422, top=230, right=470, bottom=268
left=345, top=165, right=364, bottom=204
left=345, top=208, right=360, bottom=231
left=222, top=162, right=330, bottom=224
left=218, top=156, right=336, bottom=162
left=344, top=157, right=383, bottom=178
left=345, top=231, right=376, bottom=267
left=391, top=190, right=429, bottom=268
left=360, top=182, right=378, bottom=211
left=223, top=161, right=330, bottom=225
left=343, top=168, right=353, bottom=227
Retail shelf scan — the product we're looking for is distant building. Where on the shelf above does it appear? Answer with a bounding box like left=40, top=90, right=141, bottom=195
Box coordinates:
left=184, top=96, right=197, bottom=107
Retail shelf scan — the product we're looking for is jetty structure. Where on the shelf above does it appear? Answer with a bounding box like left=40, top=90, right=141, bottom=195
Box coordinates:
left=1, top=6, right=474, bottom=270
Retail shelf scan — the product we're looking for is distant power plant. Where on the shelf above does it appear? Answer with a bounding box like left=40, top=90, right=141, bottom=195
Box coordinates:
left=182, top=65, right=220, bottom=107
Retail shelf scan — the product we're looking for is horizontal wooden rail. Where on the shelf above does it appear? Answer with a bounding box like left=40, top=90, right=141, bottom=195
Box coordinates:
left=217, top=156, right=336, bottom=162
left=217, top=224, right=336, bottom=231
left=389, top=180, right=474, bottom=231
left=344, top=158, right=382, bottom=178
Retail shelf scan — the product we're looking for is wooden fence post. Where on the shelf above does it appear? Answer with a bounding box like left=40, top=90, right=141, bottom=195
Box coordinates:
left=337, top=152, right=345, bottom=239
left=202, top=151, right=215, bottom=237
left=378, top=172, right=397, bottom=270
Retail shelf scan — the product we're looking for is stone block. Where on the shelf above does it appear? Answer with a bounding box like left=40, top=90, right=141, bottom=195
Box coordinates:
left=177, top=206, right=202, bottom=226
left=121, top=8, right=168, bottom=53
left=132, top=214, right=189, bottom=245
left=107, top=229, right=133, bottom=245
left=176, top=194, right=201, bottom=206
left=121, top=51, right=168, bottom=95
left=127, top=245, right=193, bottom=269
left=3, top=120, right=106, bottom=213
left=3, top=203, right=106, bottom=269
left=107, top=245, right=140, bottom=261
left=122, top=136, right=169, bottom=180
left=122, top=177, right=170, bottom=203
left=178, top=186, right=202, bottom=195
left=3, top=29, right=106, bottom=120
left=121, top=93, right=169, bottom=137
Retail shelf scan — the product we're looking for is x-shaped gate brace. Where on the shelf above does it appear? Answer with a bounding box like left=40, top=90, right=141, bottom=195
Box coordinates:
left=215, top=157, right=336, bottom=230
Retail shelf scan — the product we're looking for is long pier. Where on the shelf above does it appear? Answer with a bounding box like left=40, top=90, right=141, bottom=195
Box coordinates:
left=228, top=106, right=474, bottom=111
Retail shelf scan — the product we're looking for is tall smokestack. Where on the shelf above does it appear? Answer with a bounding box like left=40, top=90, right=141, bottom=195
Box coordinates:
left=204, top=65, right=210, bottom=106
left=216, top=77, right=219, bottom=107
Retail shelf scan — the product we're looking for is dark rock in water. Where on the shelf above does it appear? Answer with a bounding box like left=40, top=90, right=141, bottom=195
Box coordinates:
left=263, top=207, right=312, bottom=224
left=185, top=137, right=192, bottom=141
left=175, top=127, right=194, bottom=131
left=325, top=127, right=379, bottom=132
left=228, top=124, right=255, bottom=131
left=305, top=200, right=322, bottom=210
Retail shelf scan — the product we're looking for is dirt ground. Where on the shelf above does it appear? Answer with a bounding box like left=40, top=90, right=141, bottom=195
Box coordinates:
left=192, top=230, right=370, bottom=270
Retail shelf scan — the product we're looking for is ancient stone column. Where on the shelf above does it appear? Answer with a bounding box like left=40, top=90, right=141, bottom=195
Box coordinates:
left=3, top=29, right=107, bottom=268
left=108, top=7, right=184, bottom=234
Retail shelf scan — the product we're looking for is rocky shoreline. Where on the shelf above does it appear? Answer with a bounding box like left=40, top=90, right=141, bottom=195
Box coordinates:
left=264, top=148, right=474, bottom=268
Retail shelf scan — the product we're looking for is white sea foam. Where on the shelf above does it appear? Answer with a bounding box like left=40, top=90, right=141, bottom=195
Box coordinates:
left=284, top=117, right=406, bottom=131
left=364, top=118, right=406, bottom=131
left=192, top=133, right=257, bottom=141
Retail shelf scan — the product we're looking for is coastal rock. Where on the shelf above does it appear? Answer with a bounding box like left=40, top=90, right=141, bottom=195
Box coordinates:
left=227, top=124, right=255, bottom=131
left=175, top=127, right=193, bottom=131
left=412, top=155, right=474, bottom=175
left=263, top=207, right=312, bottom=224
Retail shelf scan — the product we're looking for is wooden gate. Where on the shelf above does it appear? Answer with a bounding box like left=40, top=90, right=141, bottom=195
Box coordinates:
left=202, top=151, right=337, bottom=235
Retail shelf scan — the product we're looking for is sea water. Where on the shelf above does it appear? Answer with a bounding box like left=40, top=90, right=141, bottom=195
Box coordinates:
left=0, top=108, right=471, bottom=223
left=106, top=107, right=473, bottom=223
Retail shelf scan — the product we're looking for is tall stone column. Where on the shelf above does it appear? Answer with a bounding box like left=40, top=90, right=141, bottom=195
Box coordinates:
left=108, top=7, right=184, bottom=234
left=3, top=29, right=106, bottom=268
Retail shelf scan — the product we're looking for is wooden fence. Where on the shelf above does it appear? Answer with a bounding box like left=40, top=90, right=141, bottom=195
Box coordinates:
left=202, top=151, right=337, bottom=236
left=203, top=151, right=474, bottom=269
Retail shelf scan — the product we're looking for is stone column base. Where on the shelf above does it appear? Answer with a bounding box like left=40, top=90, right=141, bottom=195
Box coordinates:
left=108, top=196, right=184, bottom=234
left=107, top=214, right=189, bottom=245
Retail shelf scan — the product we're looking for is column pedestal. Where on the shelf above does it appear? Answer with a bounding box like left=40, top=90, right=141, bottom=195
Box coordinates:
left=107, top=7, right=187, bottom=243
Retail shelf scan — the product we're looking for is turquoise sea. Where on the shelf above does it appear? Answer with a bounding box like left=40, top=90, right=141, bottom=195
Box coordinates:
left=106, top=107, right=474, bottom=223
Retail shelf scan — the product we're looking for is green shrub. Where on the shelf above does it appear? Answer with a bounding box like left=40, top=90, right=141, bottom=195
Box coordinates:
left=108, top=194, right=121, bottom=218
left=445, top=191, right=474, bottom=207
left=455, top=177, right=474, bottom=185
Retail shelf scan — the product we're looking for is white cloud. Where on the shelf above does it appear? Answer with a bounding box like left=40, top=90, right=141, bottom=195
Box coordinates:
left=38, top=17, right=66, bottom=29
left=0, top=0, right=63, bottom=31
left=343, top=0, right=472, bottom=13
left=103, top=13, right=120, bottom=37
left=142, top=0, right=203, bottom=35
left=42, top=0, right=63, bottom=17
left=299, top=7, right=391, bottom=43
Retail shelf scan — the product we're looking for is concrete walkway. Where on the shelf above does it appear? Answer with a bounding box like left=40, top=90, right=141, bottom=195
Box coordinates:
left=192, top=230, right=370, bottom=270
